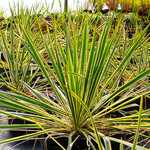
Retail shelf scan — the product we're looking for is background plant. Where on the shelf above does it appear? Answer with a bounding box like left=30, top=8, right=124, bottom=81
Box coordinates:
left=0, top=5, right=53, bottom=93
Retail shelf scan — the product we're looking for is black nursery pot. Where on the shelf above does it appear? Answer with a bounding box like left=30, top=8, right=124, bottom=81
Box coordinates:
left=8, top=116, right=131, bottom=150
left=44, top=134, right=122, bottom=150
left=7, top=123, right=123, bottom=150
left=7, top=132, right=96, bottom=150
left=7, top=126, right=100, bottom=150
left=101, top=8, right=109, bottom=14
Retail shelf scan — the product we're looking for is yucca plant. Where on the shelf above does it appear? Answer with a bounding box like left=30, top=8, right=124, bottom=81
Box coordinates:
left=0, top=13, right=149, bottom=150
